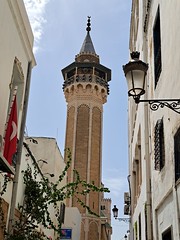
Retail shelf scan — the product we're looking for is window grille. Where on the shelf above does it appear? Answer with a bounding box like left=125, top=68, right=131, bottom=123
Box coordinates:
left=154, top=119, right=165, bottom=170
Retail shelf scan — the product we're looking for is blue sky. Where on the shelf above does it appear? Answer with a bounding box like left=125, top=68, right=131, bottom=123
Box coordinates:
left=24, top=0, right=132, bottom=239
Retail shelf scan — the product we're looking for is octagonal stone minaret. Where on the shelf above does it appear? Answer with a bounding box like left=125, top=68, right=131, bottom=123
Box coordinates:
left=62, top=17, right=111, bottom=240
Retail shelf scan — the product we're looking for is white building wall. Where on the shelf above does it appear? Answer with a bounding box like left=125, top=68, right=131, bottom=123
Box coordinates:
left=0, top=0, right=35, bottom=139
left=26, top=137, right=66, bottom=238
left=128, top=0, right=180, bottom=240
left=147, top=2, right=180, bottom=240
left=0, top=1, right=35, bottom=236
left=26, top=137, right=66, bottom=185
left=26, top=137, right=82, bottom=239
left=62, top=207, right=81, bottom=240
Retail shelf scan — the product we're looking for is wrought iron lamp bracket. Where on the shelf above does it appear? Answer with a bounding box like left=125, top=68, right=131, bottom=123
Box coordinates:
left=133, top=97, right=180, bottom=114
left=115, top=217, right=130, bottom=223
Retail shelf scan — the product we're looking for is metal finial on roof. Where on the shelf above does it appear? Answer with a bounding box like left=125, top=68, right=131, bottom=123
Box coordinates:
left=86, top=16, right=91, bottom=32
left=79, top=16, right=96, bottom=54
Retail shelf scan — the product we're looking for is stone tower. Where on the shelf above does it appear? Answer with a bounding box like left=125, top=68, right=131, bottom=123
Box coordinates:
left=62, top=17, right=111, bottom=240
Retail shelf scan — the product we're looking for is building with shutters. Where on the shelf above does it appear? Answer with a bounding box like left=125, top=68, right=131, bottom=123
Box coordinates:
left=62, top=17, right=112, bottom=240
left=126, top=1, right=180, bottom=239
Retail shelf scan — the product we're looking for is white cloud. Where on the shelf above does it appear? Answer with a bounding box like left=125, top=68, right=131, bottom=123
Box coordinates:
left=23, top=0, right=49, bottom=53
left=103, top=177, right=127, bottom=197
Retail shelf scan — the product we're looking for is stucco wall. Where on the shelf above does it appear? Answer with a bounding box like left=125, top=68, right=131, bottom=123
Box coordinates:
left=62, top=207, right=81, bottom=240
left=128, top=0, right=180, bottom=239
left=0, top=0, right=35, bottom=141
left=0, top=1, right=35, bottom=236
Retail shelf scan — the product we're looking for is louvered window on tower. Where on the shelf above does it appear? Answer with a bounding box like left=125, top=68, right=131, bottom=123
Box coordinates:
left=154, top=119, right=165, bottom=170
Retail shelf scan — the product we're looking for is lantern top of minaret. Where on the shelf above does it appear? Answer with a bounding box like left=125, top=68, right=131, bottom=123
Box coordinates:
left=79, top=16, right=96, bottom=55
left=86, top=16, right=91, bottom=32
left=62, top=17, right=111, bottom=93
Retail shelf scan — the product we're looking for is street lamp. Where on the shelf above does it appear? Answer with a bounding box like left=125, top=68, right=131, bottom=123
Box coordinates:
left=123, top=51, right=180, bottom=114
left=112, top=205, right=130, bottom=223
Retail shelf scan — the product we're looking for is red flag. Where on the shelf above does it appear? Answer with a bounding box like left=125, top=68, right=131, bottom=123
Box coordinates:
left=3, top=95, right=18, bottom=165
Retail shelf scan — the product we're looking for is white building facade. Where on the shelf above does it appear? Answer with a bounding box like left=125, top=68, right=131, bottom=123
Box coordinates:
left=0, top=0, right=35, bottom=238
left=0, top=0, right=35, bottom=169
left=127, top=1, right=180, bottom=239
left=27, top=137, right=82, bottom=240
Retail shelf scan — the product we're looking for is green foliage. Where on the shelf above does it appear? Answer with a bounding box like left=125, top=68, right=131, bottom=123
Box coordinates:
left=1, top=148, right=109, bottom=240
left=0, top=175, right=11, bottom=236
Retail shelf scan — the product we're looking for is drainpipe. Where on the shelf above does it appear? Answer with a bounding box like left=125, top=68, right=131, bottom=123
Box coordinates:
left=143, top=2, right=153, bottom=239
left=8, top=61, right=32, bottom=234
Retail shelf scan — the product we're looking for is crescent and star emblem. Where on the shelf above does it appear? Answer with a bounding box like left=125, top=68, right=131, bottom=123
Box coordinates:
left=10, top=121, right=17, bottom=141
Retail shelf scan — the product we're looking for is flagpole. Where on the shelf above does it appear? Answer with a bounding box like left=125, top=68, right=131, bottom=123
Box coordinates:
left=8, top=61, right=32, bottom=234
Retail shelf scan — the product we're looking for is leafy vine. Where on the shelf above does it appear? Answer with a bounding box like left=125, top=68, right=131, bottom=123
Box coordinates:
left=0, top=174, right=12, bottom=237
left=0, top=147, right=109, bottom=240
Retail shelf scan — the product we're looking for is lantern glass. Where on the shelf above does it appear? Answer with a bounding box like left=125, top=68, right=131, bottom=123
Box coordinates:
left=123, top=52, right=148, bottom=100
left=126, top=69, right=146, bottom=97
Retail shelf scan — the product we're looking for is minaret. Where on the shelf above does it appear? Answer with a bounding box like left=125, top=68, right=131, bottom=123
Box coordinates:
left=62, top=17, right=111, bottom=240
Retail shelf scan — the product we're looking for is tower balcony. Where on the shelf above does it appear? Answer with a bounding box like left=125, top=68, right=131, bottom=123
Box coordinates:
left=62, top=74, right=110, bottom=95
